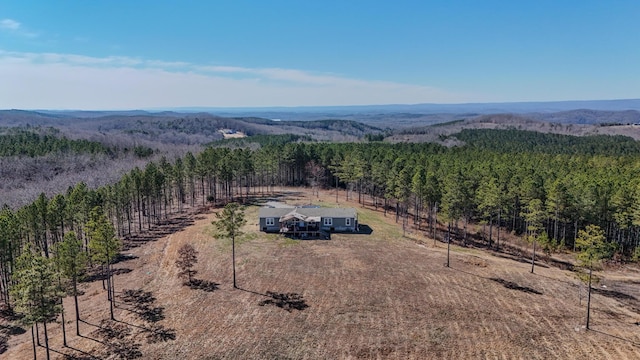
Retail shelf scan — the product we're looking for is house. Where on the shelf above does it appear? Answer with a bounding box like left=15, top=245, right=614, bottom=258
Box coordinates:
left=258, top=206, right=358, bottom=237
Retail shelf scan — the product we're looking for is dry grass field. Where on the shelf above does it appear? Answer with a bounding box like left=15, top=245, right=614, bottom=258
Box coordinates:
left=3, top=188, right=640, bottom=359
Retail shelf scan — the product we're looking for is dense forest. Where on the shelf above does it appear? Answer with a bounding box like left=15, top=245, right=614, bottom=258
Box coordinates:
left=0, top=127, right=174, bottom=210
left=2, top=128, right=640, bottom=339
left=0, top=128, right=112, bottom=157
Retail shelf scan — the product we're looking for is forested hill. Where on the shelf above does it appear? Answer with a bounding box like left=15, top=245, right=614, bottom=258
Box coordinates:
left=209, top=134, right=313, bottom=148
left=0, top=110, right=383, bottom=143
left=453, top=129, right=640, bottom=156
left=0, top=128, right=111, bottom=157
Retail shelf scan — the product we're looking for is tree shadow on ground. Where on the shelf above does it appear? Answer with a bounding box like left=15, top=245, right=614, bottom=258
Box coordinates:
left=62, top=353, right=97, bottom=360
left=115, top=288, right=176, bottom=346
left=83, top=268, right=132, bottom=283
left=186, top=278, right=219, bottom=292
left=592, top=287, right=636, bottom=301
left=0, top=324, right=26, bottom=335
left=429, top=226, right=574, bottom=272
left=257, top=291, right=309, bottom=312
left=112, top=253, right=139, bottom=265
left=121, top=215, right=195, bottom=251
left=145, top=323, right=177, bottom=344
left=248, top=192, right=304, bottom=203
left=488, top=252, right=550, bottom=269
left=65, top=345, right=99, bottom=359
left=0, top=324, right=24, bottom=353
left=78, top=328, right=110, bottom=347
left=79, top=319, right=108, bottom=330
left=111, top=318, right=176, bottom=345
left=489, top=277, right=543, bottom=295
left=492, top=242, right=574, bottom=271
left=58, top=345, right=99, bottom=360
left=137, top=307, right=165, bottom=323
left=44, top=345, right=99, bottom=360
left=119, top=289, right=165, bottom=322
left=590, top=328, right=640, bottom=347
left=92, top=320, right=142, bottom=359
left=237, top=287, right=310, bottom=312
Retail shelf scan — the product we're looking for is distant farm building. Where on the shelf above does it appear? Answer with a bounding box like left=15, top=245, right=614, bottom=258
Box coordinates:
left=218, top=129, right=247, bottom=139
left=259, top=205, right=358, bottom=239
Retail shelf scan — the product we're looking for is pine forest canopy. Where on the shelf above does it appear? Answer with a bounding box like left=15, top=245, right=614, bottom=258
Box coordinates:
left=2, top=128, right=640, bottom=311
left=0, top=128, right=112, bottom=157
left=0, top=127, right=157, bottom=159
left=453, top=129, right=640, bottom=156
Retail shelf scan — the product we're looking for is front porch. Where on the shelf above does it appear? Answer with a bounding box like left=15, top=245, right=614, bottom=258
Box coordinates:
left=278, top=212, right=329, bottom=239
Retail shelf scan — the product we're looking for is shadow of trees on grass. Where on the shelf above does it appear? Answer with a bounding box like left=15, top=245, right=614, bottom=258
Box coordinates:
left=490, top=278, right=543, bottom=295
left=0, top=308, right=24, bottom=354
left=83, top=267, right=133, bottom=283
left=120, top=289, right=165, bottom=323
left=186, top=278, right=220, bottom=292
left=121, top=215, right=195, bottom=251
left=592, top=287, right=636, bottom=301
left=92, top=320, right=143, bottom=359
left=258, top=292, right=309, bottom=312
left=145, top=323, right=177, bottom=343
left=118, top=289, right=176, bottom=345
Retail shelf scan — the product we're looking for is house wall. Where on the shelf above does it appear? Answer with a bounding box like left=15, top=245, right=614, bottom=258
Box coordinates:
left=259, top=217, right=280, bottom=232
left=259, top=215, right=358, bottom=233
left=320, top=217, right=357, bottom=232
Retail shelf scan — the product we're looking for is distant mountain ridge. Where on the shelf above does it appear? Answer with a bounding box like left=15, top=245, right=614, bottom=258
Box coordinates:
left=12, top=98, right=638, bottom=119
left=0, top=110, right=383, bottom=143
left=2, top=101, right=640, bottom=135
left=155, top=98, right=640, bottom=115
left=528, top=109, right=640, bottom=124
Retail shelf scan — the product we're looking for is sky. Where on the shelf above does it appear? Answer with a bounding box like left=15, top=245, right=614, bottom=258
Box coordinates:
left=1, top=0, right=639, bottom=110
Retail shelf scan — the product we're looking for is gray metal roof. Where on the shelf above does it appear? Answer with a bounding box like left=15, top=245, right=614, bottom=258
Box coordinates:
left=259, top=207, right=357, bottom=219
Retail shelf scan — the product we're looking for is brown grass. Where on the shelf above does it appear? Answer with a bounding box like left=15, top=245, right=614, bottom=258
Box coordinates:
left=4, top=188, right=640, bottom=359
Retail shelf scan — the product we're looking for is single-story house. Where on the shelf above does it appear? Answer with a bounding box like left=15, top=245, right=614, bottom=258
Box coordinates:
left=259, top=206, right=358, bottom=235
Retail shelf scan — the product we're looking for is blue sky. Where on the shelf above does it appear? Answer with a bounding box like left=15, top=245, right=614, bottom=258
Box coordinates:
left=1, top=0, right=639, bottom=109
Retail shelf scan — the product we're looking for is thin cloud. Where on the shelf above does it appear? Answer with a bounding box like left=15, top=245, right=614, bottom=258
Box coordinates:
left=0, top=18, right=38, bottom=38
left=0, top=19, right=20, bottom=30
left=0, top=50, right=468, bottom=109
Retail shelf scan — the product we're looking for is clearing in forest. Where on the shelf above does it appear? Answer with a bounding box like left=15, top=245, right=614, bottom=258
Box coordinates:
left=4, top=188, right=640, bottom=359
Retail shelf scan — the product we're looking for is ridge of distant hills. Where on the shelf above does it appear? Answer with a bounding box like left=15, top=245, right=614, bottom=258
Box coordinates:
left=2, top=99, right=640, bottom=144
left=0, top=110, right=384, bottom=144
left=149, top=98, right=640, bottom=114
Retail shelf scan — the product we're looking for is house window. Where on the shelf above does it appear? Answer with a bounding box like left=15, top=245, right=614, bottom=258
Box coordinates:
left=266, top=218, right=275, bottom=226
left=346, top=218, right=351, bottom=226
left=323, top=217, right=332, bottom=226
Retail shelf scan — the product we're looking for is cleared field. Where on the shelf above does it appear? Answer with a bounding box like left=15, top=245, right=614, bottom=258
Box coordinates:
left=4, top=189, right=640, bottom=359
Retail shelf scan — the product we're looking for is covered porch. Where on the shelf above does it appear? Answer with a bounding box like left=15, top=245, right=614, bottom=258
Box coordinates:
left=278, top=210, right=329, bottom=239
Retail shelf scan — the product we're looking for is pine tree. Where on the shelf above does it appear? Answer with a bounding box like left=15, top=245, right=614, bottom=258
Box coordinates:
left=576, top=224, right=615, bottom=329
left=213, top=203, right=246, bottom=289
left=0, top=206, right=20, bottom=308
left=87, top=207, right=121, bottom=320
left=11, top=248, right=63, bottom=360
left=523, top=198, right=546, bottom=273
left=54, top=231, right=88, bottom=336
